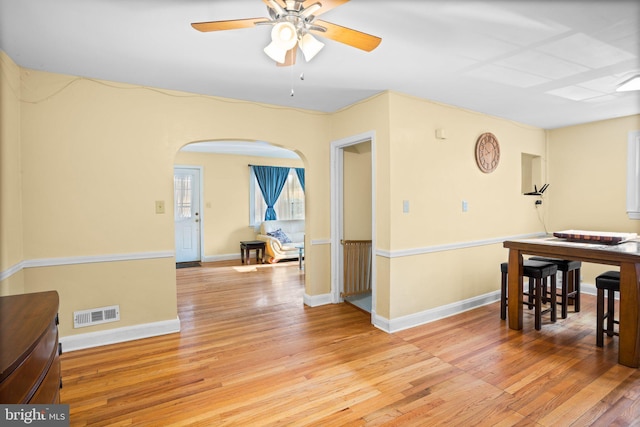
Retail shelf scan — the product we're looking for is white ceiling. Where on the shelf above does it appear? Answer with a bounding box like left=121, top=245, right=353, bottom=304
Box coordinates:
left=1, top=0, right=639, bottom=136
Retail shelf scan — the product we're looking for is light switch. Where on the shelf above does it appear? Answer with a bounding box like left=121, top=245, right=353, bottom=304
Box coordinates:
left=155, top=200, right=165, bottom=214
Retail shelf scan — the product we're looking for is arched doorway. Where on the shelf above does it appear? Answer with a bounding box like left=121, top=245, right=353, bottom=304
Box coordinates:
left=173, top=139, right=305, bottom=266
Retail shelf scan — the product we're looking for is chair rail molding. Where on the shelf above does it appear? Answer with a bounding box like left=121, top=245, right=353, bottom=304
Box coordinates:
left=1, top=251, right=175, bottom=281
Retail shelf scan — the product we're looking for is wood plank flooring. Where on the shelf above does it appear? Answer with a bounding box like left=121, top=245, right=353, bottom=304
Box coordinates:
left=61, top=261, right=640, bottom=426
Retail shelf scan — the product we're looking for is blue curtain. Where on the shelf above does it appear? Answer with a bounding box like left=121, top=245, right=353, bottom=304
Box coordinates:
left=295, top=168, right=305, bottom=192
left=253, top=166, right=290, bottom=220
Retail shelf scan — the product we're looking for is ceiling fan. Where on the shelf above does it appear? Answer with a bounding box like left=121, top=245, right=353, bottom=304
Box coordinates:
left=191, top=0, right=382, bottom=66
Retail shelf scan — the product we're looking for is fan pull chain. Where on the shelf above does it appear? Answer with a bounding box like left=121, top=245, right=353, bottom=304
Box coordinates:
left=290, top=61, right=295, bottom=96
left=289, top=65, right=304, bottom=97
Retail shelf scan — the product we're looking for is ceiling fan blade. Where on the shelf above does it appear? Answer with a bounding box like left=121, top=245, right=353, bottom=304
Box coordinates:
left=312, top=20, right=381, bottom=52
left=306, top=0, right=350, bottom=16
left=277, top=48, right=297, bottom=67
left=263, top=0, right=286, bottom=16
left=191, top=18, right=268, bottom=32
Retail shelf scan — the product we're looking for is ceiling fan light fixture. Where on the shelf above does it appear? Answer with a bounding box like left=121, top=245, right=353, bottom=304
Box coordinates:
left=616, top=75, right=640, bottom=92
left=299, top=33, right=324, bottom=62
left=270, top=22, right=298, bottom=50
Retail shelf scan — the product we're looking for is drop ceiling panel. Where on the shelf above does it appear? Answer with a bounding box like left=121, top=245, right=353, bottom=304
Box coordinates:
left=537, top=33, right=637, bottom=69
left=578, top=75, right=625, bottom=92
left=496, top=51, right=589, bottom=80
left=546, top=85, right=606, bottom=101
left=455, top=36, right=520, bottom=62
left=465, top=64, right=550, bottom=88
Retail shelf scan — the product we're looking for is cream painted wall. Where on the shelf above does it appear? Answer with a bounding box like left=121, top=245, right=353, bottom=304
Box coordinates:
left=25, top=259, right=177, bottom=337
left=8, top=62, right=331, bottom=337
left=385, top=92, right=548, bottom=318
left=343, top=142, right=372, bottom=240
left=329, top=91, right=548, bottom=320
left=388, top=92, right=548, bottom=248
left=547, top=115, right=640, bottom=285
left=0, top=51, right=25, bottom=295
left=174, top=151, right=303, bottom=258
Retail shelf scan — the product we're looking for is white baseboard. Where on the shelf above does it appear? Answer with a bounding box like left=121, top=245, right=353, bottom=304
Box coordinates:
left=374, top=291, right=501, bottom=333
left=581, top=282, right=597, bottom=296
left=202, top=253, right=240, bottom=263
left=303, top=289, right=501, bottom=334
left=372, top=282, right=599, bottom=333
left=303, top=292, right=333, bottom=307
left=60, top=317, right=181, bottom=352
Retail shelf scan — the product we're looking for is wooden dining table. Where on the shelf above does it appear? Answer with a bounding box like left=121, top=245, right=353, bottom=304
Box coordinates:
left=503, top=235, right=640, bottom=368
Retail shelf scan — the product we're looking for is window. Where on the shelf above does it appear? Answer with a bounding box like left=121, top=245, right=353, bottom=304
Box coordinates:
left=174, top=173, right=193, bottom=220
left=251, top=168, right=305, bottom=225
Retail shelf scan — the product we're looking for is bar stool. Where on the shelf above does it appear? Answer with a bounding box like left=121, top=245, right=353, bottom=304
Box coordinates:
left=530, top=257, right=581, bottom=318
left=500, top=260, right=558, bottom=330
left=596, top=270, right=620, bottom=347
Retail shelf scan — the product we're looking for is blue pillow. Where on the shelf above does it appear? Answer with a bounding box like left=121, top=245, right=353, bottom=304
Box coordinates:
left=267, top=228, right=291, bottom=244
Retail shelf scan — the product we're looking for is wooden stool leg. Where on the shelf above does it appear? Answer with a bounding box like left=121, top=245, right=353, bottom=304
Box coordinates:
left=560, top=271, right=568, bottom=319
left=596, top=289, right=604, bottom=347
left=534, top=278, right=542, bottom=331
left=606, top=288, right=615, bottom=337
left=500, top=272, right=507, bottom=320
left=574, top=268, right=581, bottom=312
left=241, top=245, right=245, bottom=264
left=550, top=274, right=557, bottom=322
left=527, top=278, right=534, bottom=309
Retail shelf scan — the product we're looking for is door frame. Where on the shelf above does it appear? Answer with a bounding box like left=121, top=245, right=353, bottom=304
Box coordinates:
left=330, top=131, right=376, bottom=320
left=174, top=165, right=204, bottom=263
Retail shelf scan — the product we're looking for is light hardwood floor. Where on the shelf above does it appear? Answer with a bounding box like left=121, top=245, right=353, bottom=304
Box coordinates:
left=61, top=261, right=640, bottom=426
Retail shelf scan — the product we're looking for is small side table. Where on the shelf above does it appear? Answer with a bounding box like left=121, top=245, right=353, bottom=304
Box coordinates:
left=240, top=240, right=266, bottom=264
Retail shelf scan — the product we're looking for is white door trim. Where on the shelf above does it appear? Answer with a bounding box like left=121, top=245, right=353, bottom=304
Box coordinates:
left=330, top=131, right=376, bottom=321
left=174, top=165, right=204, bottom=263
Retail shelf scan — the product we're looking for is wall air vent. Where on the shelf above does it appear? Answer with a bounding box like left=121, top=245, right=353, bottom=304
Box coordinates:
left=74, top=305, right=120, bottom=328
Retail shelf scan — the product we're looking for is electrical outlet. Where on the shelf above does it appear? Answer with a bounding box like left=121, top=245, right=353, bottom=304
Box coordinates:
left=535, top=200, right=542, bottom=205
left=155, top=200, right=165, bottom=214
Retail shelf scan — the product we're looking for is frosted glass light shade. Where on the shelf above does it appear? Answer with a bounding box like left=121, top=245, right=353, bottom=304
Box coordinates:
left=264, top=22, right=298, bottom=63
left=271, top=22, right=297, bottom=50
left=299, top=33, right=324, bottom=62
left=264, top=42, right=288, bottom=63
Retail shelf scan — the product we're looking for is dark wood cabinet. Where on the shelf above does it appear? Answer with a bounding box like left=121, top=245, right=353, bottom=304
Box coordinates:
left=0, top=291, right=61, bottom=403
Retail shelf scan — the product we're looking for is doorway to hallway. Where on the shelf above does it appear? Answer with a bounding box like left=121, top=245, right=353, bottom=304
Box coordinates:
left=331, top=132, right=375, bottom=317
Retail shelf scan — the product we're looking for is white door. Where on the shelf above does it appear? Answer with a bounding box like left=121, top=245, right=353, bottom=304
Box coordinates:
left=174, top=167, right=201, bottom=263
